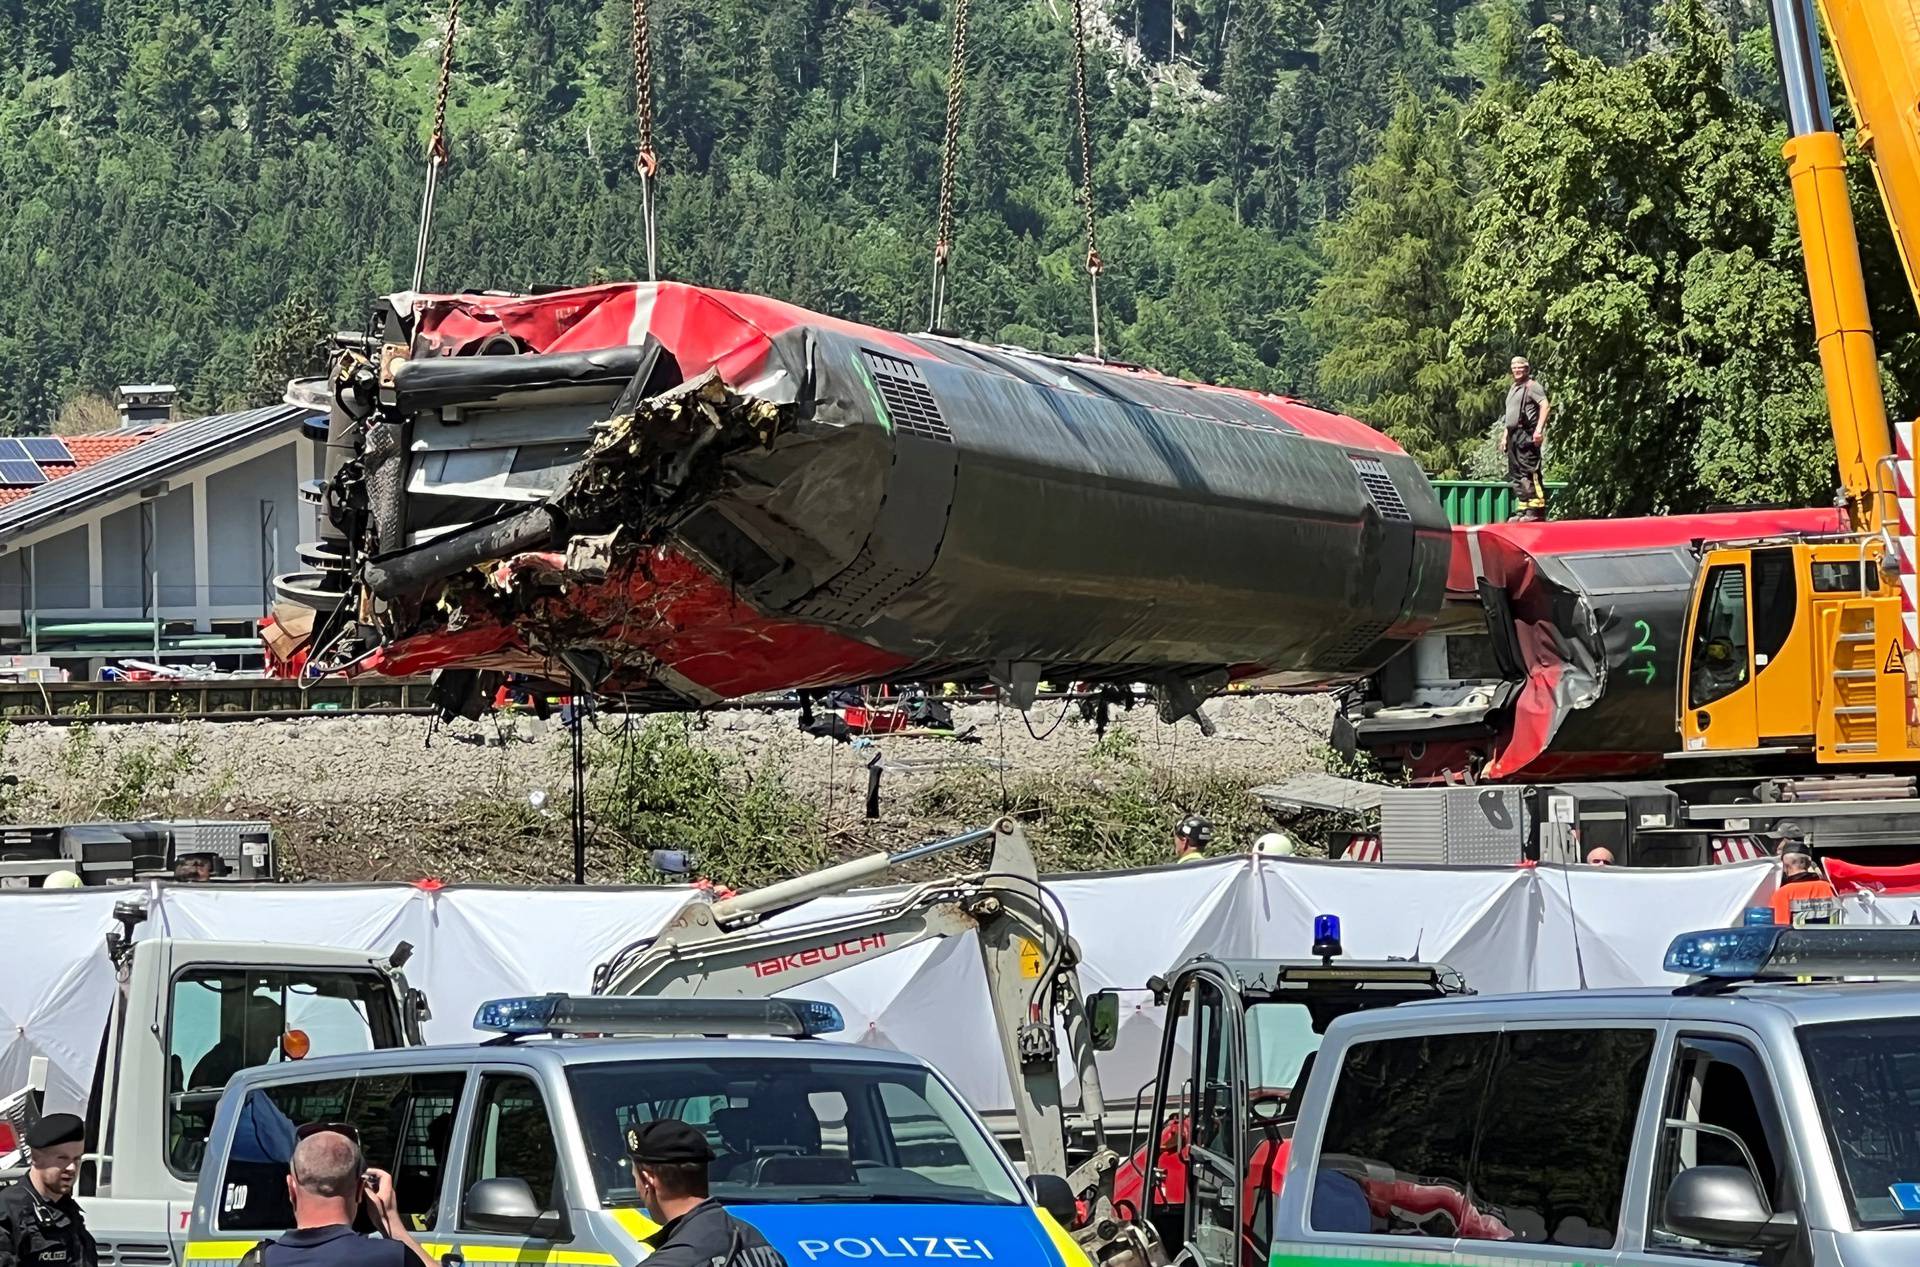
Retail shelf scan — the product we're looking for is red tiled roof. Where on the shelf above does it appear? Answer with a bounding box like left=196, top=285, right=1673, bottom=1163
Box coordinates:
left=0, top=431, right=162, bottom=506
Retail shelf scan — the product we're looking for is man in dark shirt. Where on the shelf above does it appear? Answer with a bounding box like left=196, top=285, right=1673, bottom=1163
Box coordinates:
left=627, top=1120, right=787, bottom=1267
left=260, top=1127, right=434, bottom=1267
left=0, top=1115, right=97, bottom=1267
left=1501, top=356, right=1551, bottom=522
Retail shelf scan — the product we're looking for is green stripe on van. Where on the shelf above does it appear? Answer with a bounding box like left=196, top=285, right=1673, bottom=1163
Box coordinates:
left=1272, top=1246, right=1604, bottom=1267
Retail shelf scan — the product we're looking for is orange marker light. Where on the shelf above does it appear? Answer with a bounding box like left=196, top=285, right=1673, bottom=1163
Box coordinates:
left=282, top=1029, right=311, bottom=1060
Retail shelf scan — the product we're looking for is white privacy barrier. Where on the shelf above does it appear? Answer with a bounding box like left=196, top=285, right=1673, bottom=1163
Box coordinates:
left=0, top=856, right=1777, bottom=1116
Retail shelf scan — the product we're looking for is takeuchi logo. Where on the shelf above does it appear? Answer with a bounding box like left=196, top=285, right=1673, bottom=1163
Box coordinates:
left=750, top=935, right=888, bottom=978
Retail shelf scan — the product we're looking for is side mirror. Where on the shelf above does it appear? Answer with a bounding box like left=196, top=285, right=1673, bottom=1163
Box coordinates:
left=1028, top=1173, right=1079, bottom=1229
left=463, top=1177, right=561, bottom=1237
left=1663, top=1165, right=1799, bottom=1248
left=1088, top=991, right=1120, bottom=1052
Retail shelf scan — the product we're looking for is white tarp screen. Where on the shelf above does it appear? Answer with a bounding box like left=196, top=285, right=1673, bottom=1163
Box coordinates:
left=0, top=856, right=1775, bottom=1117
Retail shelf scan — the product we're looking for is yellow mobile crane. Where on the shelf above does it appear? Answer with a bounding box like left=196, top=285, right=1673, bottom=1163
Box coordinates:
left=1679, top=0, right=1920, bottom=762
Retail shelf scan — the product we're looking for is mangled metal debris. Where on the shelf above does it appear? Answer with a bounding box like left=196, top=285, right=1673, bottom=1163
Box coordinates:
left=271, top=282, right=1452, bottom=713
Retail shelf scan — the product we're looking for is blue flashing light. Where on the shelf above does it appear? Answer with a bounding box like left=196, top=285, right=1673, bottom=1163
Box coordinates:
left=472, top=994, right=846, bottom=1039
left=475, top=994, right=565, bottom=1034
left=1664, top=927, right=1783, bottom=977
left=1312, top=913, right=1343, bottom=961
left=1742, top=907, right=1778, bottom=927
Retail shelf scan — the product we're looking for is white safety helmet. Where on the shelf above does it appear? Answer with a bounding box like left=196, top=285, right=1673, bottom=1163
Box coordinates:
left=42, top=870, right=83, bottom=889
left=1255, top=831, right=1296, bottom=856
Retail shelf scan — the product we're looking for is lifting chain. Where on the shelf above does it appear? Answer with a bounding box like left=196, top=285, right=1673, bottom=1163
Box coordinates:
left=928, top=0, right=973, bottom=332
left=412, top=0, right=462, bottom=293
left=1068, top=0, right=1105, bottom=358
left=631, top=0, right=660, bottom=281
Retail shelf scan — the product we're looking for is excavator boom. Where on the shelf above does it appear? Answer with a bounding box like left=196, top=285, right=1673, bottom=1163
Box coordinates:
left=590, top=819, right=1117, bottom=1221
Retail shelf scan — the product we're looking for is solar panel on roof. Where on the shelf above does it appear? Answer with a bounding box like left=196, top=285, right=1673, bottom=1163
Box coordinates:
left=20, top=437, right=72, bottom=464
left=0, top=461, right=46, bottom=487
left=0, top=440, right=27, bottom=463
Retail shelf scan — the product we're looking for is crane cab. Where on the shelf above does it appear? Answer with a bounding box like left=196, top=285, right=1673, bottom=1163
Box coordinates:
left=1678, top=537, right=1919, bottom=761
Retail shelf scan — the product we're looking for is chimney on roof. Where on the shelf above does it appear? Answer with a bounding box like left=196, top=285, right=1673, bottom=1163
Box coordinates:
left=117, top=384, right=178, bottom=426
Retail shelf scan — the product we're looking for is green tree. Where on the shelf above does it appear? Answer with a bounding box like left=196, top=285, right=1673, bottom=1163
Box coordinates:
left=1309, top=95, right=1490, bottom=474
left=1456, top=0, right=1832, bottom=514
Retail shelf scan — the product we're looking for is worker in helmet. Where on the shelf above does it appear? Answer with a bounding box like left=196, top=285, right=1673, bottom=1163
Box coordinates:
left=1254, top=831, right=1296, bottom=857
left=1173, top=816, right=1213, bottom=864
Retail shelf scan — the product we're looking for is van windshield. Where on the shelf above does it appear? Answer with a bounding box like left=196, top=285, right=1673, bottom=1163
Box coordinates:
left=1799, top=1018, right=1920, bottom=1228
left=567, top=1057, right=1024, bottom=1208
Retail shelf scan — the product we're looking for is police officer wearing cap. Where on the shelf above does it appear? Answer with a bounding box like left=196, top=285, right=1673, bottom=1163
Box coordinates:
left=1173, top=815, right=1213, bottom=864
left=0, top=1115, right=97, bottom=1267
left=625, top=1120, right=786, bottom=1267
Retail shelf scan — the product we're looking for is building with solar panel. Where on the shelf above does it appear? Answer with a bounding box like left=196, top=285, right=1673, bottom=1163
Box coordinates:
left=0, top=399, right=320, bottom=678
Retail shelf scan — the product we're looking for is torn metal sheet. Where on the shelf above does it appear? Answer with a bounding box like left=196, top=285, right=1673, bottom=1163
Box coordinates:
left=1343, top=508, right=1847, bottom=782
left=270, top=282, right=1452, bottom=709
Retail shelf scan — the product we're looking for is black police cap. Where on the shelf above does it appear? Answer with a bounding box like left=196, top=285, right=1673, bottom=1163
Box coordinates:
left=624, top=1119, right=714, bottom=1164
left=26, top=1114, right=84, bottom=1149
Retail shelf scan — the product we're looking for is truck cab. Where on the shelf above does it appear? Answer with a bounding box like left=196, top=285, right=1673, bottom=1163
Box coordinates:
left=1118, top=927, right=1471, bottom=1267
left=1, top=900, right=424, bottom=1267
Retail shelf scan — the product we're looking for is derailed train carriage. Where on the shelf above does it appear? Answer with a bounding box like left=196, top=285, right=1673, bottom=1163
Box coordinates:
left=266, top=282, right=1451, bottom=712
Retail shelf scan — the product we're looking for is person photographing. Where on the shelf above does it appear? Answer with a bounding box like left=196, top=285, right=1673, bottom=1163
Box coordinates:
left=254, top=1125, right=434, bottom=1267
left=626, top=1120, right=786, bottom=1266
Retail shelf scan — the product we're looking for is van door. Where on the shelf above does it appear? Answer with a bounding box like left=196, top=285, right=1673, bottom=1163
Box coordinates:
left=438, top=1071, right=602, bottom=1267
left=1632, top=1032, right=1809, bottom=1267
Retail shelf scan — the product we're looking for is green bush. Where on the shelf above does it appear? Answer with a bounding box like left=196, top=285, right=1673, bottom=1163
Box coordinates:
left=588, top=716, right=826, bottom=887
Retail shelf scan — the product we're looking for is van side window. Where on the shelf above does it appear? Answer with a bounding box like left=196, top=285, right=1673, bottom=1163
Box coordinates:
left=216, top=1071, right=464, bottom=1233
left=1313, top=1028, right=1654, bottom=1248
left=1471, top=1028, right=1653, bottom=1247
left=462, top=1074, right=562, bottom=1223
left=1649, top=1037, right=1792, bottom=1257
left=1313, top=1032, right=1491, bottom=1237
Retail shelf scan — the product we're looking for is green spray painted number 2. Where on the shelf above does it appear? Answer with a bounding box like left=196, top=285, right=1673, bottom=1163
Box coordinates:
left=1629, top=620, right=1657, bottom=685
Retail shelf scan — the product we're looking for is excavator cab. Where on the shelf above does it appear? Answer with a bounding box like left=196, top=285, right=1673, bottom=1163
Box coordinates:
left=1677, top=539, right=1916, bottom=761
left=1115, top=938, right=1470, bottom=1267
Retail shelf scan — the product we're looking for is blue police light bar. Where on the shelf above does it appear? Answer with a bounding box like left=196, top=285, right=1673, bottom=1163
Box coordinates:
left=1742, top=907, right=1777, bottom=927
left=474, top=994, right=845, bottom=1039
left=1665, top=926, right=1920, bottom=981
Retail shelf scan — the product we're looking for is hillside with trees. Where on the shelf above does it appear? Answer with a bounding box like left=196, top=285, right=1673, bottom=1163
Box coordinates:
left=1, top=0, right=1914, bottom=513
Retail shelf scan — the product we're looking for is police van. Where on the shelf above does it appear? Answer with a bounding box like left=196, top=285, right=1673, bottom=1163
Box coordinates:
left=1257, top=925, right=1920, bottom=1267
left=182, top=995, right=1093, bottom=1267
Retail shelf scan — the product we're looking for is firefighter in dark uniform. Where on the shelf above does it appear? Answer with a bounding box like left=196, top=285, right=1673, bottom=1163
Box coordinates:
left=0, top=1115, right=98, bottom=1267
left=625, top=1120, right=787, bottom=1267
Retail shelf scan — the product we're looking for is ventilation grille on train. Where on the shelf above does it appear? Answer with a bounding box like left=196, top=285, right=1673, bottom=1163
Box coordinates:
left=863, top=351, right=952, bottom=441
left=793, top=544, right=922, bottom=625
left=1350, top=456, right=1412, bottom=521
left=98, top=1242, right=174, bottom=1267
left=1324, top=621, right=1394, bottom=668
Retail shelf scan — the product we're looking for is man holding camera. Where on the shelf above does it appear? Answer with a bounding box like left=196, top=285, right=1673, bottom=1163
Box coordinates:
left=254, top=1125, right=435, bottom=1267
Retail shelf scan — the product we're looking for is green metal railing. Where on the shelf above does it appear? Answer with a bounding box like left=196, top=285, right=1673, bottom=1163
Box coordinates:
left=1428, top=479, right=1568, bottom=526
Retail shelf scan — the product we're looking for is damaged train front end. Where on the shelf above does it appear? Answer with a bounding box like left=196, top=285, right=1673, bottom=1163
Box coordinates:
left=267, top=282, right=1451, bottom=715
